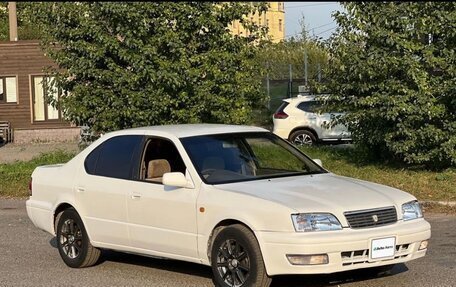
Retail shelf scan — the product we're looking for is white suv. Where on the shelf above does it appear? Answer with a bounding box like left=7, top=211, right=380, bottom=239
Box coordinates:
left=273, top=94, right=351, bottom=145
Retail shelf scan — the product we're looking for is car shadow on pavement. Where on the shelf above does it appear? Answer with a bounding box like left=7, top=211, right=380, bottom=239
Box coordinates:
left=271, top=264, right=409, bottom=287
left=49, top=237, right=408, bottom=286
left=100, top=249, right=214, bottom=280
left=50, top=237, right=213, bottom=280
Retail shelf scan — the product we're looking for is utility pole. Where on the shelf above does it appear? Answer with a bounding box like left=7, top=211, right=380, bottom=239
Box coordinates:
left=8, top=2, right=18, bottom=41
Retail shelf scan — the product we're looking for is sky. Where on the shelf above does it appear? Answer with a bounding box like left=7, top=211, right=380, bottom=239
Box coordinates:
left=284, top=2, right=344, bottom=40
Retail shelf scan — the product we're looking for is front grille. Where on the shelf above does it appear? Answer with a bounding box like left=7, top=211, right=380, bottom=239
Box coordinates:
left=344, top=206, right=397, bottom=229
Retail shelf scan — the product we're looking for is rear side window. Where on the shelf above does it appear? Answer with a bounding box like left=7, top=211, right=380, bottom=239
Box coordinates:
left=85, top=135, right=143, bottom=180
left=84, top=146, right=101, bottom=174
left=275, top=101, right=289, bottom=113
left=297, top=101, right=319, bottom=113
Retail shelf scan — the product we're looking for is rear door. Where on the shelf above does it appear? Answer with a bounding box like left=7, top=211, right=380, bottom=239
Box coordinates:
left=75, top=135, right=143, bottom=247
left=297, top=100, right=347, bottom=139
left=126, top=137, right=199, bottom=259
left=296, top=100, right=324, bottom=136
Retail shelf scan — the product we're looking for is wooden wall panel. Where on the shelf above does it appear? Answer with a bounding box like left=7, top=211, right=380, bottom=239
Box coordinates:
left=0, top=41, right=70, bottom=130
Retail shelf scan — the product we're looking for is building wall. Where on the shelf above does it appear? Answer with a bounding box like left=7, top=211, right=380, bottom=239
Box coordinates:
left=229, top=2, right=285, bottom=43
left=0, top=41, right=73, bottom=143
left=14, top=127, right=80, bottom=144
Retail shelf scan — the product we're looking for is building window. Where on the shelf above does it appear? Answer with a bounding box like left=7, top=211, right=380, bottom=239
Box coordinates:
left=279, top=19, right=283, bottom=32
left=0, top=76, right=18, bottom=104
left=266, top=19, right=269, bottom=28
left=258, top=16, right=262, bottom=25
left=278, top=2, right=282, bottom=10
left=31, top=76, right=61, bottom=121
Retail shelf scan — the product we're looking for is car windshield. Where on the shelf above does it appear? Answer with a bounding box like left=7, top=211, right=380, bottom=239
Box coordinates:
left=180, top=132, right=327, bottom=184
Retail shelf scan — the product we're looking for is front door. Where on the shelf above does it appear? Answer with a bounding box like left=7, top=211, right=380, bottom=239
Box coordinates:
left=126, top=137, right=199, bottom=259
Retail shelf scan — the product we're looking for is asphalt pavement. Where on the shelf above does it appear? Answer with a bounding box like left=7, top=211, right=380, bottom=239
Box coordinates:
left=1, top=198, right=455, bottom=287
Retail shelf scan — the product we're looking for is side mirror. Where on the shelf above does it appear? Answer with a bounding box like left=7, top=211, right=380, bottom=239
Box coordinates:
left=313, top=159, right=323, bottom=167
left=162, top=172, right=193, bottom=189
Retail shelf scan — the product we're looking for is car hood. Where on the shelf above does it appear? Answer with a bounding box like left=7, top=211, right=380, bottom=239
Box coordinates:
left=217, top=173, right=415, bottom=220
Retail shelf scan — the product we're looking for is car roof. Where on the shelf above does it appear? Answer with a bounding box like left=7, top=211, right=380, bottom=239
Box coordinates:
left=283, top=94, right=330, bottom=103
left=104, top=124, right=268, bottom=139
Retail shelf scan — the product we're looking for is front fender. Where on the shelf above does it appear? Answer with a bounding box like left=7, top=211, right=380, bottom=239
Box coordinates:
left=196, top=185, right=295, bottom=265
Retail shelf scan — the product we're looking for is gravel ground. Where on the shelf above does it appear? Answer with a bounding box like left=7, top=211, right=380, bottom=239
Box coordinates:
left=0, top=142, right=79, bottom=164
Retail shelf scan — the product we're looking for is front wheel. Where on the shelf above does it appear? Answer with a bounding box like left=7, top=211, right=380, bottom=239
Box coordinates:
left=56, top=208, right=101, bottom=268
left=211, top=224, right=271, bottom=287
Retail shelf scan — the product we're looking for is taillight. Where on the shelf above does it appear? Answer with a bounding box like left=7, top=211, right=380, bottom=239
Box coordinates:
left=274, top=101, right=289, bottom=119
left=28, top=178, right=32, bottom=196
left=274, top=111, right=289, bottom=119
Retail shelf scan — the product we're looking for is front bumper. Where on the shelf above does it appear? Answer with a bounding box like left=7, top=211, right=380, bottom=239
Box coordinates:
left=256, top=218, right=431, bottom=276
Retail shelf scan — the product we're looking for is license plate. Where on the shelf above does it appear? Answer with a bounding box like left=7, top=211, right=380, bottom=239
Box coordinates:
left=371, top=237, right=396, bottom=260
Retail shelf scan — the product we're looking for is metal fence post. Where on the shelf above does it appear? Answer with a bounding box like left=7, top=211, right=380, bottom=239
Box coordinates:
left=266, top=73, right=270, bottom=110
left=289, top=63, right=292, bottom=98
left=304, top=49, right=308, bottom=87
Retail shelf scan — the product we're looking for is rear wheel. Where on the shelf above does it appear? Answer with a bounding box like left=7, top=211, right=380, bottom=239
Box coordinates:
left=211, top=224, right=271, bottom=287
left=56, top=208, right=101, bottom=268
left=290, top=130, right=317, bottom=146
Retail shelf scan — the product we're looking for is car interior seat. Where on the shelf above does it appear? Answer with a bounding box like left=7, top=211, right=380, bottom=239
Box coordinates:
left=146, top=159, right=171, bottom=183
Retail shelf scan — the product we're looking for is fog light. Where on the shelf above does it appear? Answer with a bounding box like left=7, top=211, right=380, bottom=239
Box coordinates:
left=286, top=254, right=328, bottom=265
left=419, top=240, right=429, bottom=250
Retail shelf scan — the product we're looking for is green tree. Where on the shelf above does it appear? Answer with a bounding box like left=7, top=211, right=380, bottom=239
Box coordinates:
left=324, top=2, right=455, bottom=168
left=33, top=2, right=268, bottom=132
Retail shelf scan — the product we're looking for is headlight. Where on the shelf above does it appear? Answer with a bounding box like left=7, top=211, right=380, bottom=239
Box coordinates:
left=291, top=213, right=342, bottom=232
left=402, top=200, right=423, bottom=221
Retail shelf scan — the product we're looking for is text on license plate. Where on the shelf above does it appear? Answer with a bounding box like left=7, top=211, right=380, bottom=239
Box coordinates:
left=371, top=237, right=396, bottom=259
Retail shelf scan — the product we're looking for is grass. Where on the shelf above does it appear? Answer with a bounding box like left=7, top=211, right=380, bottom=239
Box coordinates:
left=0, top=150, right=76, bottom=198
left=299, top=145, right=456, bottom=204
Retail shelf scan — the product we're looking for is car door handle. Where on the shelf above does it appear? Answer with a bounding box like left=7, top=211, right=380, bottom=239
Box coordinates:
left=131, top=193, right=141, bottom=200
left=76, top=187, right=85, bottom=193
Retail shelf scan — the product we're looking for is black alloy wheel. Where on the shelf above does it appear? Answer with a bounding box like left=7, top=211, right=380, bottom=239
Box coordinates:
left=211, top=224, right=271, bottom=287
left=56, top=208, right=101, bottom=268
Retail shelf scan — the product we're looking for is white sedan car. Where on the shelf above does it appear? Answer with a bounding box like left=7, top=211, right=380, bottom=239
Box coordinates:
left=27, top=124, right=430, bottom=287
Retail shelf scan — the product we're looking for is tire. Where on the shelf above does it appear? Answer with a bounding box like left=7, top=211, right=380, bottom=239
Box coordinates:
left=56, top=208, right=101, bottom=268
left=289, top=130, right=317, bottom=146
left=211, top=224, right=271, bottom=287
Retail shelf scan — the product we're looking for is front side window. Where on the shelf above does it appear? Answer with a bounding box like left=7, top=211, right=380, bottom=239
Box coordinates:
left=0, top=76, right=17, bottom=104
left=32, top=76, right=61, bottom=121
left=140, top=137, right=186, bottom=184
left=85, top=135, right=143, bottom=180
left=181, top=132, right=325, bottom=184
